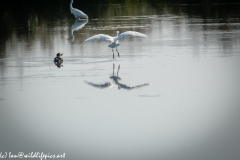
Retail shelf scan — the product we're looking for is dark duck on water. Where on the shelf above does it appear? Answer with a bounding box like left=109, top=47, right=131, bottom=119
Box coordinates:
left=54, top=53, right=63, bottom=67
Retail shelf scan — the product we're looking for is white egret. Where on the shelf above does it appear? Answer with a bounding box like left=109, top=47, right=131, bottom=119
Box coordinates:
left=70, top=0, right=88, bottom=19
left=70, top=19, right=88, bottom=42
left=83, top=31, right=147, bottom=59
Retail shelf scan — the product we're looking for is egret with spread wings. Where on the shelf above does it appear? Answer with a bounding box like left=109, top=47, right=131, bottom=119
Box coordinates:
left=83, top=31, right=147, bottom=59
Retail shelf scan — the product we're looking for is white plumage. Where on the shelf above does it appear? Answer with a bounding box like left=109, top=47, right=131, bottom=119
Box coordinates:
left=117, top=31, right=147, bottom=41
left=83, top=31, right=147, bottom=58
left=70, top=0, right=88, bottom=19
left=83, top=34, right=114, bottom=43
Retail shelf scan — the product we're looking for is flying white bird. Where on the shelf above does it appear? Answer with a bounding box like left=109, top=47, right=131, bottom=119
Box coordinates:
left=70, top=0, right=88, bottom=19
left=70, top=19, right=88, bottom=42
left=83, top=31, right=147, bottom=59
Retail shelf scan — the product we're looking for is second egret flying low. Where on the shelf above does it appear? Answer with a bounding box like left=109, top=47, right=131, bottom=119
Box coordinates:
left=83, top=31, right=147, bottom=59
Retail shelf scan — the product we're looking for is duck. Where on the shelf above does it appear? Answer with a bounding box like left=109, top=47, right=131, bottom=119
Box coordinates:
left=54, top=53, right=63, bottom=68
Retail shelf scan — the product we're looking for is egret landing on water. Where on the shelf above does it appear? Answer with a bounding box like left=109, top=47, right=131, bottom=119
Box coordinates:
left=70, top=0, right=88, bottom=19
left=83, top=31, right=147, bottom=59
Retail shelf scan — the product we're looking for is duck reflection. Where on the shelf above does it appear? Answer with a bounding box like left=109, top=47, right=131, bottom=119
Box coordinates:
left=85, top=64, right=149, bottom=90
left=54, top=53, right=63, bottom=68
left=70, top=19, right=88, bottom=42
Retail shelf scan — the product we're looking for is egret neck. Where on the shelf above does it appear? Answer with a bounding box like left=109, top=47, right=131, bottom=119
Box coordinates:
left=70, top=0, right=73, bottom=13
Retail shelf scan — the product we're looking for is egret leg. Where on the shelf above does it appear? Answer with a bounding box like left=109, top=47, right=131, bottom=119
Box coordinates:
left=117, top=65, right=120, bottom=76
left=113, top=63, right=115, bottom=76
left=116, top=48, right=120, bottom=57
left=112, top=49, right=114, bottom=59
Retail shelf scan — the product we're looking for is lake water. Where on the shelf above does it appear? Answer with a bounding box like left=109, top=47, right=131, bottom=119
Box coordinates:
left=0, top=1, right=240, bottom=160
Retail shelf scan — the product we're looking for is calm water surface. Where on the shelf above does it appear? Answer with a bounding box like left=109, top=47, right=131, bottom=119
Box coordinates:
left=0, top=1, right=240, bottom=160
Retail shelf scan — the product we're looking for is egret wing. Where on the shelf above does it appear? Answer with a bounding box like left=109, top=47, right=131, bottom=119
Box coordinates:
left=83, top=34, right=114, bottom=43
left=131, top=83, right=149, bottom=89
left=118, top=83, right=149, bottom=90
left=116, top=31, right=147, bottom=41
left=84, top=81, right=113, bottom=89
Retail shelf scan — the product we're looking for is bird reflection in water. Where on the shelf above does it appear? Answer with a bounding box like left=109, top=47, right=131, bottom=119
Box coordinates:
left=70, top=19, right=88, bottom=42
left=54, top=53, right=63, bottom=68
left=85, top=64, right=149, bottom=90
